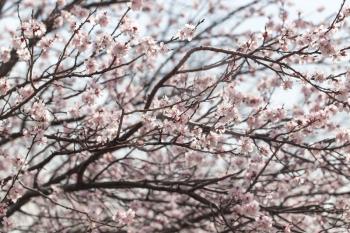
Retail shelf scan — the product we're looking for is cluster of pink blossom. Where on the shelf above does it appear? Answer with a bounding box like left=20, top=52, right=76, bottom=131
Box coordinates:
left=1, top=0, right=350, bottom=232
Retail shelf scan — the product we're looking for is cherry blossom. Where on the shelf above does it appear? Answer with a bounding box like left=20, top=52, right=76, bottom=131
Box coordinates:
left=0, top=48, right=11, bottom=63
left=16, top=48, right=30, bottom=61
left=178, top=23, right=196, bottom=41
left=96, top=12, right=109, bottom=27
left=136, top=36, right=159, bottom=56
left=0, top=79, right=9, bottom=95
left=21, top=19, right=47, bottom=38
left=130, top=0, right=143, bottom=11
left=72, top=31, right=90, bottom=52
left=29, top=101, right=50, bottom=122
left=114, top=208, right=136, bottom=225
left=84, top=58, right=97, bottom=74
left=0, top=1, right=349, bottom=232
left=120, top=17, right=139, bottom=36
left=56, top=0, right=65, bottom=7
left=110, top=42, right=128, bottom=58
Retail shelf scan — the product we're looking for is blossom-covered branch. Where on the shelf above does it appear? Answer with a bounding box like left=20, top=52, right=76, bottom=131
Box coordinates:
left=1, top=0, right=350, bottom=232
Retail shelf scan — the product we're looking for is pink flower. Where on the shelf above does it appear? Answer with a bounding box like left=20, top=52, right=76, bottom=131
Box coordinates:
left=121, top=17, right=139, bottom=36
left=283, top=80, right=293, bottom=89
left=0, top=203, right=7, bottom=217
left=85, top=59, right=97, bottom=74
left=2, top=217, right=12, bottom=230
left=0, top=79, right=9, bottom=95
left=130, top=0, right=143, bottom=11
left=72, top=31, right=90, bottom=52
left=137, top=37, right=159, bottom=56
left=53, top=16, right=64, bottom=28
left=21, top=19, right=47, bottom=38
left=178, top=24, right=196, bottom=41
left=17, top=48, right=30, bottom=61
left=70, top=5, right=89, bottom=18
left=30, top=101, right=50, bottom=122
left=82, top=84, right=101, bottom=106
left=97, top=12, right=109, bottom=27
left=318, top=38, right=336, bottom=56
left=239, top=137, right=254, bottom=153
left=159, top=42, right=169, bottom=53
left=0, top=48, right=11, bottom=63
left=246, top=96, right=261, bottom=107
left=110, top=42, right=128, bottom=58
left=206, top=132, right=220, bottom=147
left=233, top=156, right=247, bottom=170
left=95, top=33, right=113, bottom=50
left=12, top=36, right=26, bottom=49
left=82, top=90, right=96, bottom=105
left=284, top=224, right=292, bottom=233
left=60, top=10, right=74, bottom=25
left=343, top=7, right=350, bottom=17
left=18, top=86, right=33, bottom=99
left=69, top=103, right=80, bottom=118
left=241, top=200, right=260, bottom=217
left=336, top=129, right=350, bottom=143
left=256, top=215, right=273, bottom=230
left=114, top=208, right=136, bottom=225
left=38, top=36, right=55, bottom=51
left=56, top=0, right=65, bottom=6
